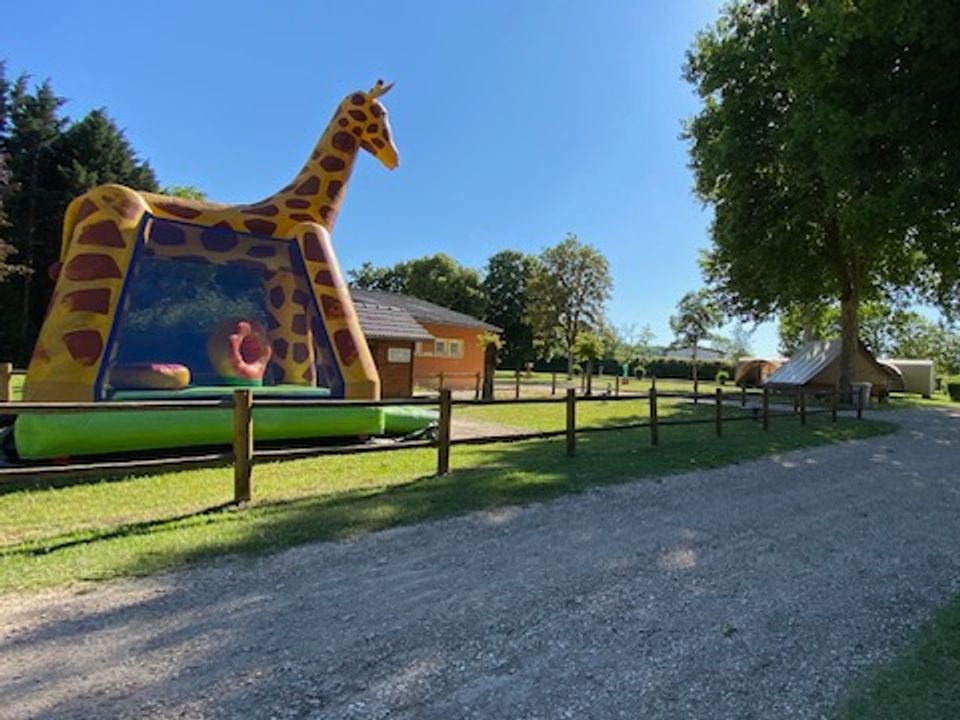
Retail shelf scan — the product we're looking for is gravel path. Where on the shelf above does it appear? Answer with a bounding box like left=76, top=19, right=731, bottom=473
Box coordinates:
left=2, top=408, right=959, bottom=719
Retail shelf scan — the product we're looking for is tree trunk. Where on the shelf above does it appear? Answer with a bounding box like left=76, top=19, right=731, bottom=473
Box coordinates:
left=586, top=358, right=593, bottom=396
left=566, top=353, right=574, bottom=380
left=482, top=343, right=497, bottom=400
left=839, top=289, right=860, bottom=395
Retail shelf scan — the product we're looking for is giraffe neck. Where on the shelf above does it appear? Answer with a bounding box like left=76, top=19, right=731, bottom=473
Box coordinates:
left=258, top=107, right=361, bottom=233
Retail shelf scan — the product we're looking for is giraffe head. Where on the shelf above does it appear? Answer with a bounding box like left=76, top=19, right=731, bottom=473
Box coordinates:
left=339, top=80, right=399, bottom=170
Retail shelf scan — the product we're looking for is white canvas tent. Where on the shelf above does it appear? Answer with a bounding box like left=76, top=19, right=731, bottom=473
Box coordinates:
left=880, top=359, right=936, bottom=397
left=764, top=339, right=893, bottom=395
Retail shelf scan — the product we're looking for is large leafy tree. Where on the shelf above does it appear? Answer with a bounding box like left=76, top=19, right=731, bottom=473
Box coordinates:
left=482, top=250, right=538, bottom=368
left=685, top=0, right=960, bottom=391
left=0, top=63, right=25, bottom=283
left=349, top=253, right=486, bottom=318
left=527, top=233, right=612, bottom=377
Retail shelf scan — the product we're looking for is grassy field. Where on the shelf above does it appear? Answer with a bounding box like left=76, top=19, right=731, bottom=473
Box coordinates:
left=0, top=403, right=893, bottom=593
left=833, top=593, right=960, bottom=719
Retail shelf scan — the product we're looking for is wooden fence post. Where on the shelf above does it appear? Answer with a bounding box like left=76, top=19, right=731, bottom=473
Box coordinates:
left=762, top=387, right=770, bottom=431
left=649, top=386, right=659, bottom=447
left=515, top=369, right=521, bottom=400
left=715, top=387, right=723, bottom=437
left=741, top=386, right=746, bottom=408
left=551, top=371, right=557, bottom=396
left=615, top=375, right=620, bottom=397
left=799, top=389, right=807, bottom=425
left=831, top=386, right=838, bottom=423
left=438, top=372, right=445, bottom=393
left=566, top=388, right=576, bottom=457
left=232, top=389, right=253, bottom=503
left=437, top=388, right=452, bottom=475
left=0, top=363, right=12, bottom=402
left=474, top=372, right=481, bottom=400
left=856, top=387, right=863, bottom=420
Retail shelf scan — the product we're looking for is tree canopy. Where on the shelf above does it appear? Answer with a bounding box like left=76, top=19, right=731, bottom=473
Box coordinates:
left=685, top=0, right=960, bottom=389
left=482, top=250, right=538, bottom=368
left=348, top=253, right=486, bottom=319
left=526, top=233, right=612, bottom=376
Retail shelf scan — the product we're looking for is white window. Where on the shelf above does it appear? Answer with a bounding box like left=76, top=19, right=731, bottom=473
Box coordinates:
left=434, top=340, right=447, bottom=357
left=448, top=340, right=464, bottom=359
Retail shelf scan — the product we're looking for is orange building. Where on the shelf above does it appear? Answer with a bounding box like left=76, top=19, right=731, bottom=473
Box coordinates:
left=351, top=289, right=501, bottom=396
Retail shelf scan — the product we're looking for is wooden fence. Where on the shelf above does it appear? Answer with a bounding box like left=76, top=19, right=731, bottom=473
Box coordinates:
left=0, top=384, right=846, bottom=500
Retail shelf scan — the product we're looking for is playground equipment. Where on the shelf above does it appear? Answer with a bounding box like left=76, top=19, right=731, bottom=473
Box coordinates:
left=14, top=81, right=436, bottom=460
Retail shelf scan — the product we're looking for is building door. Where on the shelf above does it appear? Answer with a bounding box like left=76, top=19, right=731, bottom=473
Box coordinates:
left=370, top=341, right=414, bottom=398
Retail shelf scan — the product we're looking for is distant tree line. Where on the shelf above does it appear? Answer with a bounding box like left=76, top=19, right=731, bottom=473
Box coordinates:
left=350, top=233, right=617, bottom=374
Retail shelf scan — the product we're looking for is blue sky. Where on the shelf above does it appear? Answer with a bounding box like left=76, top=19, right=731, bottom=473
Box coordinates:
left=1, top=0, right=785, bottom=354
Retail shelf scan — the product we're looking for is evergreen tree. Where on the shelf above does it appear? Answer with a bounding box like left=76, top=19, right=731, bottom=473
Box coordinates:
left=482, top=250, right=537, bottom=368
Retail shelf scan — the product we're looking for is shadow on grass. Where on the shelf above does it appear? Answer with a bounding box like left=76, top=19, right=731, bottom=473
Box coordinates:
left=0, top=404, right=897, bottom=591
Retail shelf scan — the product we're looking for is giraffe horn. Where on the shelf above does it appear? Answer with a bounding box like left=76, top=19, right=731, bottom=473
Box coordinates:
left=369, top=80, right=395, bottom=98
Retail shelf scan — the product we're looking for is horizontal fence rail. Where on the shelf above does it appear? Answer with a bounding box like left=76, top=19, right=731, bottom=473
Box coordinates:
left=0, top=383, right=854, bottom=500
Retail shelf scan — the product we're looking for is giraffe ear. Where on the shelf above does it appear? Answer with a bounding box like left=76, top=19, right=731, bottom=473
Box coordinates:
left=369, top=80, right=395, bottom=98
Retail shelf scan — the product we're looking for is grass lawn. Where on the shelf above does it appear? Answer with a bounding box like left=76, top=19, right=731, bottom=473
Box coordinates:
left=0, top=409, right=893, bottom=594
left=833, top=593, right=960, bottom=719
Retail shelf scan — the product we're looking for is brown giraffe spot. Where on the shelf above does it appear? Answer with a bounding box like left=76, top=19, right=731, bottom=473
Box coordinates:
left=269, top=286, right=285, bottom=309
left=331, top=131, right=356, bottom=152
left=382, top=125, right=391, bottom=142
left=63, top=330, right=103, bottom=366
left=65, top=254, right=122, bottom=281
left=321, top=294, right=345, bottom=318
left=63, top=288, right=111, bottom=314
left=242, top=204, right=279, bottom=217
left=366, top=123, right=379, bottom=133
left=280, top=182, right=296, bottom=193
left=76, top=199, right=99, bottom=223
left=337, top=117, right=349, bottom=127
left=314, top=269, right=335, bottom=286
left=150, top=221, right=187, bottom=246
left=326, top=180, right=343, bottom=200
left=372, top=138, right=385, bottom=149
left=295, top=176, right=320, bottom=196
left=350, top=93, right=365, bottom=105
left=289, top=213, right=314, bottom=222
left=102, top=193, right=117, bottom=203
left=247, top=245, right=277, bottom=259
left=78, top=220, right=125, bottom=248
left=319, top=206, right=336, bottom=223
left=351, top=127, right=363, bottom=137
left=311, top=149, right=321, bottom=160
left=114, top=198, right=140, bottom=220
left=201, top=224, right=238, bottom=253
left=285, top=198, right=311, bottom=209
left=273, top=338, right=289, bottom=359
left=48, top=262, right=62, bottom=282
left=292, top=288, right=311, bottom=307
left=320, top=155, right=346, bottom=172
left=244, top=219, right=278, bottom=236
left=348, top=110, right=367, bottom=122
left=302, top=232, right=327, bottom=263
left=291, top=314, right=308, bottom=335
left=370, top=104, right=382, bottom=118
left=360, top=140, right=376, bottom=154
left=266, top=314, right=282, bottom=331
left=302, top=366, right=315, bottom=383
left=333, top=329, right=359, bottom=365
left=154, top=202, right=203, bottom=219
left=292, top=343, right=309, bottom=364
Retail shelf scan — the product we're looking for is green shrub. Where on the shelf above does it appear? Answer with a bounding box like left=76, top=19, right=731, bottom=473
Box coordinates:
left=716, top=370, right=730, bottom=385
left=644, top=357, right=735, bottom=381
left=948, top=383, right=960, bottom=402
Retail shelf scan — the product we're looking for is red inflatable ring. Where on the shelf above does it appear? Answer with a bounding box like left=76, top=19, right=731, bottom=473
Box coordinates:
left=206, top=318, right=273, bottom=384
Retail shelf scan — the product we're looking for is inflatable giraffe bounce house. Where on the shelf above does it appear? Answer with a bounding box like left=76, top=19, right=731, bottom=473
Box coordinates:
left=15, top=81, right=431, bottom=459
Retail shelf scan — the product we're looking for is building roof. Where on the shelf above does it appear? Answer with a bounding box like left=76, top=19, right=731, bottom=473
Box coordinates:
left=350, top=288, right=502, bottom=333
left=350, top=293, right=434, bottom=342
left=657, top=345, right=727, bottom=361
